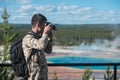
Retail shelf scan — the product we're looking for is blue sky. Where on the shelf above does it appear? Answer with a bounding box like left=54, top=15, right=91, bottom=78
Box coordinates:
left=0, top=0, right=120, bottom=24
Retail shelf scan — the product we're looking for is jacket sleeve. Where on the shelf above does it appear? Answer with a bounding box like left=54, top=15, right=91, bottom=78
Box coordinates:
left=23, top=34, right=48, bottom=50
left=44, top=40, right=53, bottom=54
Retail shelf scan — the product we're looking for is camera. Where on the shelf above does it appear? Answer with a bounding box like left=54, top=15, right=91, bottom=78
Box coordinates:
left=44, top=22, right=57, bottom=31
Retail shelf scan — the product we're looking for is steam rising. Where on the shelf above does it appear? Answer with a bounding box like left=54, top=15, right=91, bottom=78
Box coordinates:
left=73, top=36, right=120, bottom=51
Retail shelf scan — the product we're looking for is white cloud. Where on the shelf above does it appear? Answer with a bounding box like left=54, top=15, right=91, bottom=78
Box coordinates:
left=10, top=3, right=120, bottom=24
left=51, top=4, right=93, bottom=16
left=81, top=15, right=94, bottom=20
left=57, top=4, right=79, bottom=11
left=12, top=15, right=24, bottom=20
left=18, top=5, right=34, bottom=12
left=0, top=8, right=3, bottom=12
left=18, top=0, right=32, bottom=4
left=46, top=4, right=119, bottom=24
left=95, top=11, right=116, bottom=21
left=35, top=5, right=57, bottom=13
left=73, top=7, right=93, bottom=15
left=77, top=7, right=92, bottom=12
left=12, top=13, right=29, bottom=20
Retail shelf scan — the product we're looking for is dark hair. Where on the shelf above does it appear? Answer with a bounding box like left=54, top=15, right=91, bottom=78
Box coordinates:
left=31, top=13, right=47, bottom=26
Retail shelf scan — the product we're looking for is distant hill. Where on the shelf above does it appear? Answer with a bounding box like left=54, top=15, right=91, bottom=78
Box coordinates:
left=0, top=23, right=120, bottom=45
left=13, top=23, right=120, bottom=28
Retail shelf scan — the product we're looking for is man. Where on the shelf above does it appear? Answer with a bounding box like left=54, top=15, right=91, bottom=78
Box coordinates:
left=22, top=13, right=52, bottom=80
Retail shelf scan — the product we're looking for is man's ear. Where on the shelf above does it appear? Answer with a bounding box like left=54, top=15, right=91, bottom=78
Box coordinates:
left=36, top=23, right=40, bottom=28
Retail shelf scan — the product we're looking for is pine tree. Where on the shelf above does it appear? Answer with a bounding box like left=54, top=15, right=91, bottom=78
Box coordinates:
left=52, top=70, right=58, bottom=80
left=0, top=8, right=17, bottom=80
left=82, top=67, right=93, bottom=80
left=93, top=76, right=95, bottom=80
left=0, top=8, right=17, bottom=62
left=104, top=66, right=114, bottom=80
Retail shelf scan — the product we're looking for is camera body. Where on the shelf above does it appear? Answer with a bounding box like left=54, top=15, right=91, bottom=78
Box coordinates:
left=44, top=22, right=56, bottom=31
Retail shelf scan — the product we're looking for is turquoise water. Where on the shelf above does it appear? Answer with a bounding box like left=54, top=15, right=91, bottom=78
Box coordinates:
left=47, top=56, right=120, bottom=70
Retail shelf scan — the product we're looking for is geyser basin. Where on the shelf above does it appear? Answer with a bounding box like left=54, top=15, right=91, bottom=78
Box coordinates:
left=47, top=56, right=120, bottom=70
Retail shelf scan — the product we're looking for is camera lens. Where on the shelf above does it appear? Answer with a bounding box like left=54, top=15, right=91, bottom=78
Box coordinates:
left=45, top=22, right=57, bottom=31
left=45, top=22, right=51, bottom=26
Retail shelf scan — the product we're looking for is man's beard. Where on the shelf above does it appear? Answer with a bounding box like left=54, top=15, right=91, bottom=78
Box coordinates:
left=37, top=30, right=43, bottom=34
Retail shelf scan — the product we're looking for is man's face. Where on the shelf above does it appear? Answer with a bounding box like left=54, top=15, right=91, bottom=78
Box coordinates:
left=37, top=22, right=45, bottom=33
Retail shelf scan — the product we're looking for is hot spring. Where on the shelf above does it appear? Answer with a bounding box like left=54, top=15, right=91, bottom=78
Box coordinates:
left=47, top=56, right=120, bottom=70
left=48, top=38, right=120, bottom=70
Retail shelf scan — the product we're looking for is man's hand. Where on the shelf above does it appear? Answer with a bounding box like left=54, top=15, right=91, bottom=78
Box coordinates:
left=48, top=32, right=53, bottom=41
left=43, top=24, right=52, bottom=34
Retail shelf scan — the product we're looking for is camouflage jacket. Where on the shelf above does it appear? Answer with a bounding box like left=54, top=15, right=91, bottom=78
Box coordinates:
left=22, top=31, right=49, bottom=62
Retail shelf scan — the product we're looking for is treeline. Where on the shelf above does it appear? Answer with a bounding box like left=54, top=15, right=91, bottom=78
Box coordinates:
left=0, top=24, right=120, bottom=46
left=53, top=24, right=120, bottom=46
